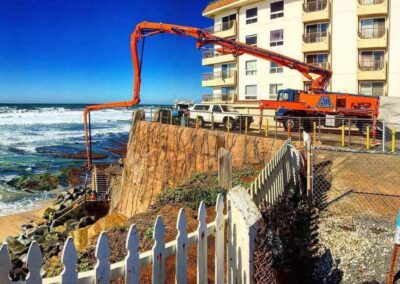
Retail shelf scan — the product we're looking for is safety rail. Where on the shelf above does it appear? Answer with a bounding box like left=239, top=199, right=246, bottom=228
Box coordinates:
left=203, top=20, right=235, bottom=34
left=0, top=194, right=227, bottom=284
left=358, top=0, right=385, bottom=4
left=303, top=31, right=327, bottom=43
left=303, top=0, right=328, bottom=12
left=309, top=61, right=330, bottom=70
left=202, top=70, right=235, bottom=81
left=202, top=93, right=234, bottom=102
left=358, top=27, right=386, bottom=38
left=359, top=59, right=385, bottom=71
left=202, top=49, right=233, bottom=59
left=138, top=108, right=400, bottom=154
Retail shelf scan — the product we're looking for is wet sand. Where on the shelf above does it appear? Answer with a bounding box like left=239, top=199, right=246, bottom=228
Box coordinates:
left=0, top=200, right=53, bottom=242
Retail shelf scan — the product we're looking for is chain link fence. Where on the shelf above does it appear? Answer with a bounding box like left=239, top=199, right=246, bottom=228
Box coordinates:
left=311, top=147, right=400, bottom=283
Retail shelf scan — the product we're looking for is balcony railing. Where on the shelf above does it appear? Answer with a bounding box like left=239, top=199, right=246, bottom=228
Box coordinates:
left=202, top=70, right=234, bottom=81
left=202, top=49, right=230, bottom=59
left=308, top=61, right=330, bottom=69
left=202, top=93, right=234, bottom=102
left=359, top=60, right=384, bottom=71
left=303, top=0, right=328, bottom=12
left=303, top=31, right=327, bottom=43
left=358, top=27, right=385, bottom=38
left=359, top=0, right=384, bottom=5
left=203, top=20, right=235, bottom=34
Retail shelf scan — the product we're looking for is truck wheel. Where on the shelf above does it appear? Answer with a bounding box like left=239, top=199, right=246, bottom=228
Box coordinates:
left=359, top=122, right=373, bottom=136
left=224, top=117, right=235, bottom=131
left=197, top=117, right=205, bottom=128
left=302, top=119, right=313, bottom=132
left=283, top=118, right=299, bottom=132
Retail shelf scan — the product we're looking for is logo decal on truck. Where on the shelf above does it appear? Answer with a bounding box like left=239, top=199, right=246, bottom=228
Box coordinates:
left=317, top=96, right=333, bottom=108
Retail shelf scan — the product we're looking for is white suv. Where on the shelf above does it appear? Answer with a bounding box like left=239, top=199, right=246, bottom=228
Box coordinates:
left=189, top=104, right=253, bottom=130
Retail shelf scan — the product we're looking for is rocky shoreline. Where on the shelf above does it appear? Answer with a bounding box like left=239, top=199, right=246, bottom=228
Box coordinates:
left=3, top=185, right=99, bottom=280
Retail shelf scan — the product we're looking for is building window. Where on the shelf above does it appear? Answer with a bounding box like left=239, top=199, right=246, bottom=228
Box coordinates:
left=304, top=0, right=328, bottom=13
left=305, top=53, right=329, bottom=69
left=270, top=29, right=284, bottom=46
left=359, top=18, right=385, bottom=38
left=359, top=50, right=385, bottom=71
left=271, top=1, right=284, bottom=19
left=246, top=60, right=257, bottom=75
left=359, top=81, right=385, bottom=96
left=246, top=8, right=258, bottom=24
left=221, top=87, right=235, bottom=100
left=246, top=34, right=257, bottom=46
left=222, top=14, right=236, bottom=31
left=245, top=85, right=257, bottom=100
left=270, top=62, right=283, bottom=73
left=269, top=84, right=283, bottom=99
left=304, top=23, right=328, bottom=43
left=304, top=82, right=312, bottom=92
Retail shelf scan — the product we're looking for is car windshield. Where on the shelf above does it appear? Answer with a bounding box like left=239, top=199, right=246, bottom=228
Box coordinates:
left=221, top=105, right=236, bottom=112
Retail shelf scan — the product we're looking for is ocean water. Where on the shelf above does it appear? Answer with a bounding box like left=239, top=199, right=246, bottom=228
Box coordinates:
left=0, top=103, right=160, bottom=216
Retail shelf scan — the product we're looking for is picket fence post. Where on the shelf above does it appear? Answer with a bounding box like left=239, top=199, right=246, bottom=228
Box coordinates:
left=0, top=243, right=11, bottom=284
left=176, top=208, right=188, bottom=284
left=215, top=193, right=225, bottom=284
left=61, top=237, right=78, bottom=284
left=152, top=216, right=165, bottom=284
left=26, top=241, right=42, bottom=284
left=197, top=201, right=208, bottom=284
left=125, top=224, right=140, bottom=284
left=95, top=232, right=110, bottom=284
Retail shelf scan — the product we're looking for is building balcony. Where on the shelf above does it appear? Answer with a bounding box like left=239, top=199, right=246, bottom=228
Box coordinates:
left=302, top=31, right=330, bottom=53
left=357, top=27, right=387, bottom=48
left=202, top=49, right=236, bottom=66
left=302, top=0, right=330, bottom=22
left=357, top=60, right=387, bottom=80
left=357, top=0, right=387, bottom=16
left=203, top=20, right=236, bottom=38
left=202, top=70, right=237, bottom=87
left=202, top=93, right=235, bottom=103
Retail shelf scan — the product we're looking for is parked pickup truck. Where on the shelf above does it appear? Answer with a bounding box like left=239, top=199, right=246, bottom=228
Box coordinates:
left=188, top=104, right=254, bottom=130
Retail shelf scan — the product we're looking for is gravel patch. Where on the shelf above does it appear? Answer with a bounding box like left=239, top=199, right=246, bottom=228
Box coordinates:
left=313, top=212, right=394, bottom=283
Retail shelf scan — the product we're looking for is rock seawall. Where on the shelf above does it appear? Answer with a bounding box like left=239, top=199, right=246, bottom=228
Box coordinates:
left=111, top=116, right=284, bottom=217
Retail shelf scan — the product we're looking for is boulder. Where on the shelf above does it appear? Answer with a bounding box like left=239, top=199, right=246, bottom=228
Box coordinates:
left=21, top=223, right=34, bottom=231
left=70, top=213, right=128, bottom=251
left=54, top=203, right=65, bottom=212
left=25, top=225, right=48, bottom=238
left=78, top=216, right=96, bottom=228
left=6, top=236, right=29, bottom=255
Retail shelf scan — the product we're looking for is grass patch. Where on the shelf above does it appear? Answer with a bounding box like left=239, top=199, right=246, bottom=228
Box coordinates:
left=156, top=165, right=259, bottom=210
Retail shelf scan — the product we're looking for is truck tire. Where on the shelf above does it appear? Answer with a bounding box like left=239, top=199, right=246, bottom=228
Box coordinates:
left=197, top=117, right=205, bottom=128
left=358, top=122, right=372, bottom=136
left=302, top=119, right=313, bottom=132
left=283, top=117, right=299, bottom=132
left=224, top=117, right=235, bottom=131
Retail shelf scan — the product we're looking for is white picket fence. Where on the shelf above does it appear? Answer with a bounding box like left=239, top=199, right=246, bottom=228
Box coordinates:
left=248, top=139, right=298, bottom=206
left=0, top=194, right=226, bottom=284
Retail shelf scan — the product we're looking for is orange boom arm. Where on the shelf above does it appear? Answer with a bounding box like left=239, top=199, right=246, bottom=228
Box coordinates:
left=83, top=21, right=332, bottom=168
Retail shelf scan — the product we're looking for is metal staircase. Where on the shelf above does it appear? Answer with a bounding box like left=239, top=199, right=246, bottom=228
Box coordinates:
left=92, top=167, right=110, bottom=200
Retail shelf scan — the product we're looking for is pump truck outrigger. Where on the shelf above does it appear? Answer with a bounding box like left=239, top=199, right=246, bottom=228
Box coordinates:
left=83, top=21, right=380, bottom=169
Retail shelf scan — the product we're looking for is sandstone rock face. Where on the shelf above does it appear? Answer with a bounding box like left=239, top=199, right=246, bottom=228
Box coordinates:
left=111, top=119, right=284, bottom=218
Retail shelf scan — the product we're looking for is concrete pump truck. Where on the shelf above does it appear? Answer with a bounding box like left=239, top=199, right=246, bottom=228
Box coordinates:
left=83, top=21, right=384, bottom=169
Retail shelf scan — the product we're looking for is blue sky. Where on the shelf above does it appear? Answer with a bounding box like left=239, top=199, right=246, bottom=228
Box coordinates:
left=0, top=0, right=212, bottom=104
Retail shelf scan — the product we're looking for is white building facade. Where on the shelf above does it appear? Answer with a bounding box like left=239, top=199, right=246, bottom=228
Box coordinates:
left=201, top=0, right=400, bottom=112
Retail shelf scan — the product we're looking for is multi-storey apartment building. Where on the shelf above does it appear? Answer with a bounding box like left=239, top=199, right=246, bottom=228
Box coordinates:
left=201, top=0, right=400, bottom=113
